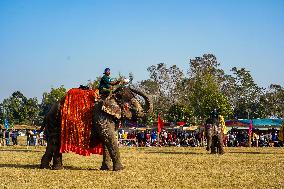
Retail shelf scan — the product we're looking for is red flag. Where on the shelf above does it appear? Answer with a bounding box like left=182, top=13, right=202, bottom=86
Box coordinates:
left=249, top=119, right=253, bottom=134
left=177, top=121, right=186, bottom=126
left=157, top=114, right=164, bottom=133
left=118, top=121, right=122, bottom=128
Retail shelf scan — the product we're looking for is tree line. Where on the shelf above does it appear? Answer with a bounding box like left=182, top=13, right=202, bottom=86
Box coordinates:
left=1, top=54, right=283, bottom=126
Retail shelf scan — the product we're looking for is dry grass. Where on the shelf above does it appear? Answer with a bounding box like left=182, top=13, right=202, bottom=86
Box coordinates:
left=0, top=145, right=284, bottom=189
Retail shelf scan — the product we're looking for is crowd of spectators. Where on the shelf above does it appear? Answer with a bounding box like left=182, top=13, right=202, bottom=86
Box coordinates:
left=0, top=129, right=46, bottom=146
left=0, top=127, right=281, bottom=148
left=119, top=129, right=205, bottom=147
left=118, top=128, right=282, bottom=147
left=0, top=129, right=21, bottom=146
left=226, top=129, right=280, bottom=147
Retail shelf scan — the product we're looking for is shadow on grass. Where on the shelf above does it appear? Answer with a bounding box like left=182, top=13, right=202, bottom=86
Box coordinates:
left=63, top=166, right=99, bottom=171
left=0, top=163, right=99, bottom=171
left=145, top=151, right=201, bottom=155
left=145, top=150, right=276, bottom=155
left=0, top=163, right=39, bottom=169
left=0, top=149, right=42, bottom=153
left=227, top=151, right=275, bottom=154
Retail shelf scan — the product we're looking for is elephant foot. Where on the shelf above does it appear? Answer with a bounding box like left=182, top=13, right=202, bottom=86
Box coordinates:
left=219, top=149, right=225, bottom=155
left=40, top=155, right=52, bottom=169
left=100, top=163, right=111, bottom=171
left=113, top=164, right=124, bottom=171
left=52, top=158, right=63, bottom=170
left=52, top=164, right=64, bottom=170
left=210, top=148, right=217, bottom=154
left=52, top=154, right=63, bottom=170
left=40, top=163, right=51, bottom=169
left=206, top=146, right=210, bottom=151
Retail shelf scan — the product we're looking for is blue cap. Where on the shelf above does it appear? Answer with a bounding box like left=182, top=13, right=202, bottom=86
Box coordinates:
left=104, top=68, right=110, bottom=73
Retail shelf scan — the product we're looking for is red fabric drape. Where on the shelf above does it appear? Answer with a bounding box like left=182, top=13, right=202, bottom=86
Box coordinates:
left=60, top=88, right=103, bottom=156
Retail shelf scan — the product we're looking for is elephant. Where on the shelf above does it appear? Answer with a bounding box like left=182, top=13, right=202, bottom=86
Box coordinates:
left=40, top=86, right=152, bottom=171
left=204, top=117, right=224, bottom=154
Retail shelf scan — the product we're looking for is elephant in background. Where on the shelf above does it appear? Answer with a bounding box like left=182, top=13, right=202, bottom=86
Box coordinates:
left=205, top=117, right=224, bottom=154
left=40, top=86, right=152, bottom=171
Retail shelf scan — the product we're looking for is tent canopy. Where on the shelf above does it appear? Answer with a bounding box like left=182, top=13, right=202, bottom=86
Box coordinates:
left=225, top=119, right=284, bottom=128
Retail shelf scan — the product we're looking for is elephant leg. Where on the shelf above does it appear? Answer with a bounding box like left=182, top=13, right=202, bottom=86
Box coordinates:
left=40, top=141, right=53, bottom=169
left=206, top=129, right=212, bottom=151
left=211, top=136, right=217, bottom=154
left=52, top=152, right=63, bottom=170
left=218, top=134, right=225, bottom=155
left=51, top=137, right=63, bottom=170
left=206, top=134, right=212, bottom=151
left=100, top=145, right=111, bottom=170
left=106, top=135, right=123, bottom=171
left=100, top=123, right=123, bottom=171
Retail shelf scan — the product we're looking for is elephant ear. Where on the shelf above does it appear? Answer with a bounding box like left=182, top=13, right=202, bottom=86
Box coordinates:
left=101, top=96, right=121, bottom=119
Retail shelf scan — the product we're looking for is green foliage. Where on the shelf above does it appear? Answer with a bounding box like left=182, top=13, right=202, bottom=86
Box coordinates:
left=261, top=84, right=284, bottom=118
left=1, top=53, right=283, bottom=126
left=40, top=86, right=66, bottom=116
left=133, top=79, right=160, bottom=126
left=86, top=78, right=101, bottom=89
left=230, top=67, right=263, bottom=119
left=167, top=104, right=193, bottom=123
left=187, top=55, right=233, bottom=122
left=1, top=91, right=40, bottom=125
left=188, top=73, right=233, bottom=121
left=145, top=63, right=185, bottom=118
left=86, top=73, right=133, bottom=90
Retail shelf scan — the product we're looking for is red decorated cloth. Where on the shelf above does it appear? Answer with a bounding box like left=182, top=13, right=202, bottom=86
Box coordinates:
left=60, top=88, right=103, bottom=156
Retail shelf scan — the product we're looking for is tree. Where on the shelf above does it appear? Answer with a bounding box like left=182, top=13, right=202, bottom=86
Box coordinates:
left=145, top=63, right=185, bottom=119
left=86, top=77, right=101, bottom=89
left=187, top=54, right=233, bottom=123
left=23, top=98, right=40, bottom=125
left=230, top=67, right=263, bottom=119
left=167, top=104, right=193, bottom=124
left=132, top=79, right=159, bottom=126
left=1, top=91, right=40, bottom=125
left=86, top=72, right=133, bottom=90
left=262, top=84, right=284, bottom=118
left=40, top=86, right=67, bottom=118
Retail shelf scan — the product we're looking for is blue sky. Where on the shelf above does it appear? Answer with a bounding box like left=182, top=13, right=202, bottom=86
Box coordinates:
left=0, top=0, right=283, bottom=102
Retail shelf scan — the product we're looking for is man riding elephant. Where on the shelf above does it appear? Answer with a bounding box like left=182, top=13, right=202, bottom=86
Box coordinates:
left=99, top=68, right=121, bottom=98
left=211, top=108, right=219, bottom=125
left=205, top=109, right=224, bottom=154
left=40, top=69, right=153, bottom=171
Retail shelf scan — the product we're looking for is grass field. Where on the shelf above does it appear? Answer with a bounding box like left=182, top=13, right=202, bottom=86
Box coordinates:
left=0, top=144, right=284, bottom=189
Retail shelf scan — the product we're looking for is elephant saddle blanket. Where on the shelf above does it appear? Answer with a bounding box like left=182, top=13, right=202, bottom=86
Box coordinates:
left=60, top=88, right=103, bottom=156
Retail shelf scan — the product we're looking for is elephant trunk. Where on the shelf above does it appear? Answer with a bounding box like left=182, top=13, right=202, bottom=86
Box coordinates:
left=129, top=87, right=153, bottom=117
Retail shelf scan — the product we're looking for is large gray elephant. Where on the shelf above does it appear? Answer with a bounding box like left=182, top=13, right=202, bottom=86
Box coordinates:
left=205, top=118, right=224, bottom=154
left=40, top=86, right=152, bottom=171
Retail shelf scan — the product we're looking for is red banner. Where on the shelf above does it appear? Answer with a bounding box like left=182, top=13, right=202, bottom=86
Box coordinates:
left=249, top=119, right=253, bottom=134
left=157, top=114, right=164, bottom=133
left=177, top=121, right=186, bottom=126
